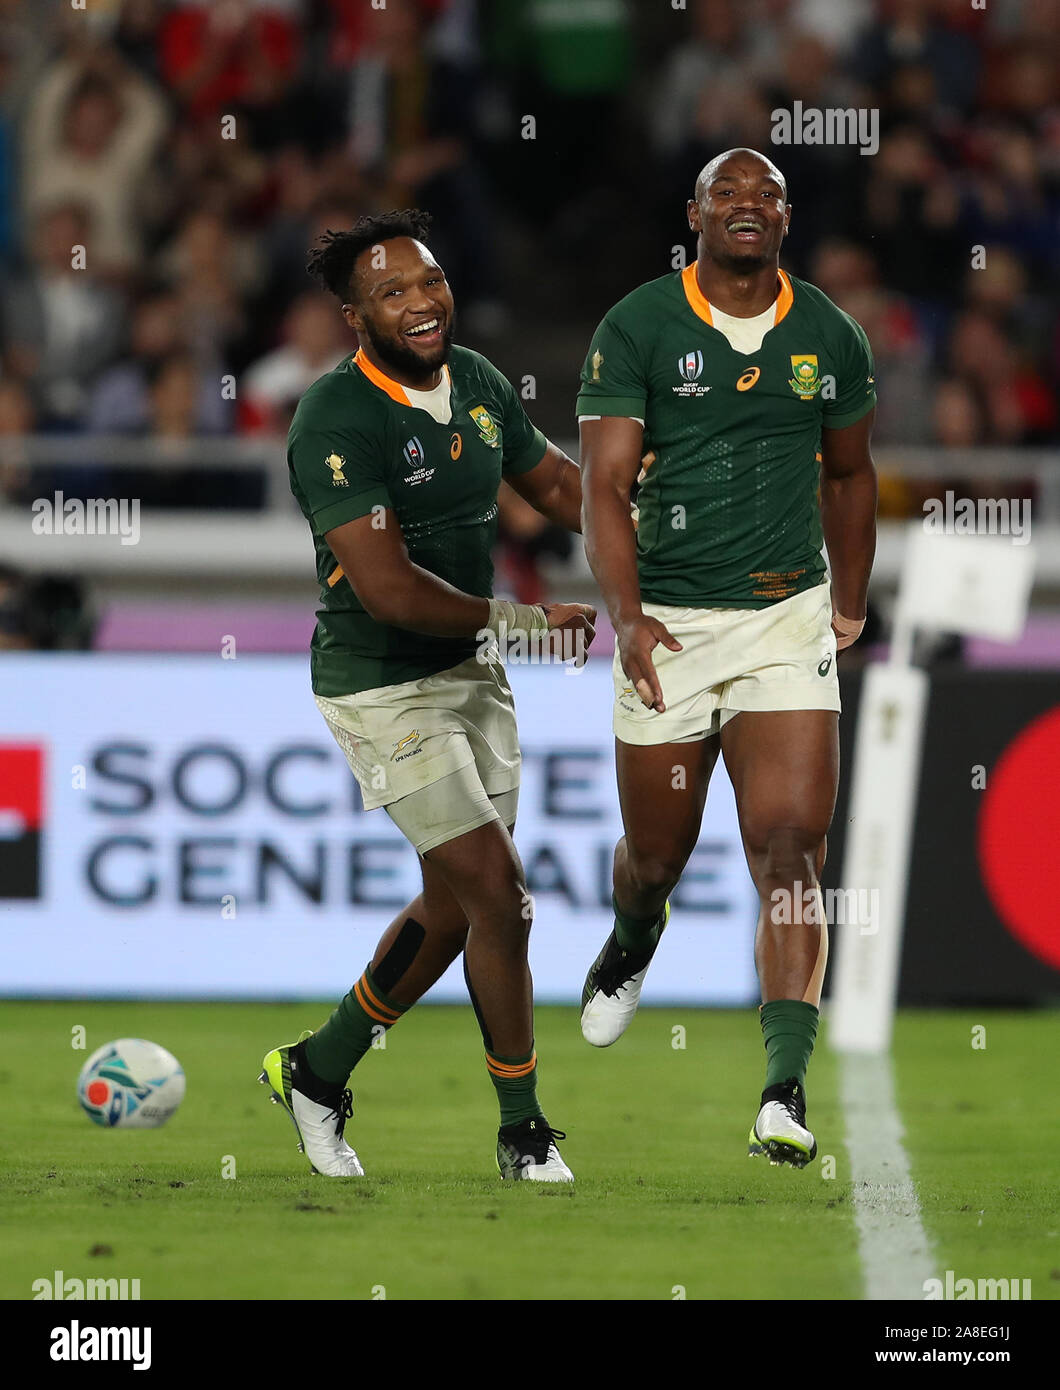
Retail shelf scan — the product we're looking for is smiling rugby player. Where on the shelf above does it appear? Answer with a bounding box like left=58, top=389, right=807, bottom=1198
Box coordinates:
left=262, top=210, right=594, bottom=1183
left=578, top=149, right=878, bottom=1168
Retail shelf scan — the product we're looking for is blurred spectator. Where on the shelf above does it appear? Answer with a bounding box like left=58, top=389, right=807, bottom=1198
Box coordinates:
left=0, top=0, right=1053, bottom=528
left=962, top=245, right=1054, bottom=375
left=808, top=238, right=932, bottom=445
left=650, top=0, right=766, bottom=220
left=254, top=153, right=365, bottom=341
left=858, top=124, right=964, bottom=303
left=790, top=0, right=873, bottom=56
left=852, top=0, right=982, bottom=116
left=87, top=288, right=230, bottom=435
left=113, top=0, right=167, bottom=82
left=111, top=351, right=263, bottom=508
left=958, top=123, right=1058, bottom=276
left=240, top=291, right=348, bottom=435
left=344, top=0, right=501, bottom=327
left=932, top=377, right=988, bottom=447
left=0, top=375, right=34, bottom=501
left=0, top=30, right=18, bottom=265
left=21, top=42, right=168, bottom=279
left=651, top=0, right=751, bottom=164
left=762, top=27, right=870, bottom=262
left=1, top=202, right=124, bottom=426
left=489, top=0, right=633, bottom=250
left=148, top=350, right=202, bottom=440
left=947, top=309, right=1057, bottom=444
left=0, top=564, right=94, bottom=650
left=0, top=561, right=31, bottom=649
left=159, top=0, right=302, bottom=135
left=155, top=208, right=262, bottom=364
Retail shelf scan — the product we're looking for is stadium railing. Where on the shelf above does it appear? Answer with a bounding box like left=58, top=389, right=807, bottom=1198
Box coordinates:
left=0, top=437, right=1056, bottom=591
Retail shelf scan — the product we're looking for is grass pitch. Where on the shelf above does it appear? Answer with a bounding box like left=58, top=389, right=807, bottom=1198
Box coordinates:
left=1, top=1002, right=1056, bottom=1300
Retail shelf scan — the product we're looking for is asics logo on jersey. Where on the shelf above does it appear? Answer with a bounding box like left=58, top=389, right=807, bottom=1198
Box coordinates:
left=673, top=349, right=711, bottom=397
left=737, top=367, right=761, bottom=392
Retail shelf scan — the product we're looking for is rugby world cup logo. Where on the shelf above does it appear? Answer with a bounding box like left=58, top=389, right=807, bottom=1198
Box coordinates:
left=402, top=437, right=425, bottom=469
left=673, top=349, right=710, bottom=397
left=678, top=350, right=704, bottom=382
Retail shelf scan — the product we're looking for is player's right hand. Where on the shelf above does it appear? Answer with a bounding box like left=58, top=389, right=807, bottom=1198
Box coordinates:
left=543, top=602, right=597, bottom=667
left=616, top=614, right=682, bottom=712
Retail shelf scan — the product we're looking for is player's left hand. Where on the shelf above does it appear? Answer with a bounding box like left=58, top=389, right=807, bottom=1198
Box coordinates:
left=542, top=602, right=597, bottom=666
left=831, top=610, right=865, bottom=650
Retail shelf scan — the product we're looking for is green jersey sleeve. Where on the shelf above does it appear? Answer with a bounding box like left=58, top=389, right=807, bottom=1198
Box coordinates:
left=288, top=415, right=392, bottom=536
left=491, top=367, right=547, bottom=477
left=823, top=313, right=877, bottom=429
left=575, top=309, right=648, bottom=418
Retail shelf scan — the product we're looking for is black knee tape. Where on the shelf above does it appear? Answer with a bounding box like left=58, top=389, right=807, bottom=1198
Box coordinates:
left=462, top=950, right=494, bottom=1053
left=373, top=917, right=426, bottom=994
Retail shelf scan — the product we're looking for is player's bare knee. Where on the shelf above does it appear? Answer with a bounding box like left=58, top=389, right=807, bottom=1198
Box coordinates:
left=626, top=845, right=687, bottom=898
left=746, top=826, right=823, bottom=895
left=480, top=873, right=533, bottom=942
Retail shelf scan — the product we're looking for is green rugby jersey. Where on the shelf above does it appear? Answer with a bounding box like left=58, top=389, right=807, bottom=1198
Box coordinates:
left=576, top=266, right=876, bottom=607
left=288, top=344, right=546, bottom=696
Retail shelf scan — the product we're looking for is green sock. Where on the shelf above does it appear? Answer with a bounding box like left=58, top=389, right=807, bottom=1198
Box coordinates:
left=486, top=1045, right=544, bottom=1128
left=613, top=893, right=664, bottom=952
left=303, top=965, right=408, bottom=1085
left=760, top=999, right=819, bottom=1089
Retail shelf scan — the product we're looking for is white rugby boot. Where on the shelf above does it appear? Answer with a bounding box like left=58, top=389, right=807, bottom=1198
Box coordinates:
left=748, top=1079, right=817, bottom=1168
left=496, top=1117, right=573, bottom=1183
left=259, top=1032, right=365, bottom=1176
left=580, top=902, right=669, bottom=1047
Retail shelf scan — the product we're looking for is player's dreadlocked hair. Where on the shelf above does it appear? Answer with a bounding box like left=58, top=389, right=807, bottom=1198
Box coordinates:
left=306, top=209, right=433, bottom=303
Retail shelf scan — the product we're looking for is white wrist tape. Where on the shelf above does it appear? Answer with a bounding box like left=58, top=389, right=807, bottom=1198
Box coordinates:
left=484, top=598, right=548, bottom=641
left=831, top=612, right=865, bottom=650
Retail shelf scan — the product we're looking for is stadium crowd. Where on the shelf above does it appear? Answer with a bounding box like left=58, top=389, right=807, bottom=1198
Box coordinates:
left=0, top=0, right=1056, bottom=529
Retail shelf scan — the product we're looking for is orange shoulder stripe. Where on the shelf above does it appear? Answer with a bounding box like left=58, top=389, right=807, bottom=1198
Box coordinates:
left=353, top=348, right=411, bottom=406
left=775, top=269, right=794, bottom=324
left=681, top=264, right=794, bottom=327
left=680, top=263, right=713, bottom=325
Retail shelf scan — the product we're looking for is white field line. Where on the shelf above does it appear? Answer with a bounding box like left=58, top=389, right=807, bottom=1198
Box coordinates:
left=840, top=1052, right=936, bottom=1300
